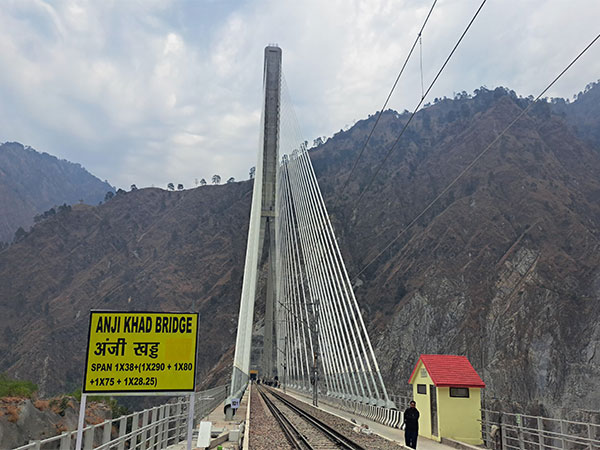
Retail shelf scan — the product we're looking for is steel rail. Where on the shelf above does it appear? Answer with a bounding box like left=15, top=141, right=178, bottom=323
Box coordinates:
left=262, top=386, right=367, bottom=450
left=258, top=386, right=314, bottom=449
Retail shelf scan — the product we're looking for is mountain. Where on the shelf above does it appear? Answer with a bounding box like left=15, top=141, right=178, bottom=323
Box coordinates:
left=311, top=85, right=600, bottom=414
left=0, top=184, right=251, bottom=396
left=0, top=84, right=599, bottom=416
left=552, top=79, right=600, bottom=149
left=0, top=142, right=113, bottom=243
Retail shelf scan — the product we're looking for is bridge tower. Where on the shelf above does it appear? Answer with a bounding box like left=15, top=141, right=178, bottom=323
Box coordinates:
left=229, top=45, right=394, bottom=414
left=259, top=45, right=281, bottom=380
left=229, top=46, right=281, bottom=408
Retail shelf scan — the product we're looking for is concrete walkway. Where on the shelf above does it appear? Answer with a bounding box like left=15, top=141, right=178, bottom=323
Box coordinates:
left=168, top=388, right=249, bottom=450
left=283, top=389, right=455, bottom=450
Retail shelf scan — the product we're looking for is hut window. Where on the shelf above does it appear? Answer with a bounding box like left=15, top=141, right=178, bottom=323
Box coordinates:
left=450, top=387, right=470, bottom=398
left=417, top=384, right=427, bottom=394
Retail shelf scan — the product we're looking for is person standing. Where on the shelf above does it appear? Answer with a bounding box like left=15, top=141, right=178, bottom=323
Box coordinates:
left=402, top=400, right=420, bottom=449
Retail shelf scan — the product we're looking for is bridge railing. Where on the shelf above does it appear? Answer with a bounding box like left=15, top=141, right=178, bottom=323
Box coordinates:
left=389, top=393, right=412, bottom=410
left=14, top=385, right=229, bottom=450
left=481, top=409, right=600, bottom=450
left=283, top=386, right=409, bottom=429
left=194, top=384, right=229, bottom=420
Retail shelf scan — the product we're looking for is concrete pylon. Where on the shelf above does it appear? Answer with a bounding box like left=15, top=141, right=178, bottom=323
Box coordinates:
left=228, top=46, right=281, bottom=411
left=259, top=46, right=281, bottom=380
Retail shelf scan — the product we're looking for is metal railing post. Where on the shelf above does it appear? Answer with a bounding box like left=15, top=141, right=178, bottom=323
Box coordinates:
left=537, top=416, right=543, bottom=450
left=517, top=415, right=525, bottom=450
left=59, top=432, right=70, bottom=450
left=157, top=406, right=164, bottom=448
left=102, top=421, right=111, bottom=446
left=117, top=415, right=127, bottom=450
left=131, top=412, right=139, bottom=449
left=149, top=407, right=158, bottom=449
left=141, top=409, right=149, bottom=450
left=83, top=427, right=94, bottom=450
left=500, top=415, right=507, bottom=450
left=162, top=405, right=169, bottom=448
left=165, top=404, right=172, bottom=447
left=175, top=401, right=183, bottom=442
left=482, top=408, right=488, bottom=447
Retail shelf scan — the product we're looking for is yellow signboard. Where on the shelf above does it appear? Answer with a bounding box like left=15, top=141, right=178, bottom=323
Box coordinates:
left=83, top=311, right=199, bottom=393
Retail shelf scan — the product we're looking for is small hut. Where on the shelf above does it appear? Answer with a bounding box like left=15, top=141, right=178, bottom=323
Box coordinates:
left=408, top=354, right=485, bottom=445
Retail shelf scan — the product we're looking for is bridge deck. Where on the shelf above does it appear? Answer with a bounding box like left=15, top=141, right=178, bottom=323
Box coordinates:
left=168, top=384, right=460, bottom=449
left=282, top=388, right=457, bottom=450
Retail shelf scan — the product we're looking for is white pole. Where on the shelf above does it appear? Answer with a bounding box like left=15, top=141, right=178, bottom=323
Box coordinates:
left=186, top=392, right=195, bottom=450
left=75, top=394, right=87, bottom=450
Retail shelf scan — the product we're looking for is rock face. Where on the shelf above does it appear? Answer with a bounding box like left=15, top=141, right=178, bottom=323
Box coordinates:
left=0, top=142, right=113, bottom=243
left=0, top=397, right=110, bottom=449
left=0, top=84, right=599, bottom=416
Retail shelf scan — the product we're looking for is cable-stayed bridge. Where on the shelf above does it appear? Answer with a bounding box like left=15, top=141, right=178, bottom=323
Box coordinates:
left=228, top=45, right=393, bottom=414
left=276, top=148, right=391, bottom=406
left=17, top=44, right=600, bottom=450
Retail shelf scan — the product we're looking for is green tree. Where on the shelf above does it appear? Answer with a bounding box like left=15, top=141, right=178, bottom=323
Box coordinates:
left=14, top=227, right=27, bottom=243
left=58, top=204, right=71, bottom=213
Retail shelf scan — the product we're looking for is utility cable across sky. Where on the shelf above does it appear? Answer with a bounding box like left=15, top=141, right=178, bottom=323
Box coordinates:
left=350, top=0, right=488, bottom=211
left=352, top=31, right=600, bottom=283
left=340, top=0, right=439, bottom=194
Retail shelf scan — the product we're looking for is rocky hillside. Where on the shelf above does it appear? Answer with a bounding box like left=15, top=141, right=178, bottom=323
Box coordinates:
left=0, top=142, right=113, bottom=243
left=0, top=396, right=110, bottom=449
left=0, top=184, right=251, bottom=397
left=0, top=84, right=599, bottom=416
left=311, top=85, right=600, bottom=414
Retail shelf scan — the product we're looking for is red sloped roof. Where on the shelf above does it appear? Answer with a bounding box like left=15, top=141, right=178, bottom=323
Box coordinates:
left=408, top=354, right=485, bottom=388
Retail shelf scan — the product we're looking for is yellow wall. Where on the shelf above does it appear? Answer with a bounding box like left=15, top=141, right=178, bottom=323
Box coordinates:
left=410, top=361, right=439, bottom=441
left=437, top=387, right=483, bottom=445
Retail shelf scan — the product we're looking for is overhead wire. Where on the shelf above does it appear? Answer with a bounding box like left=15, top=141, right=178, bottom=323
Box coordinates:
left=340, top=0, right=439, bottom=193
left=352, top=31, right=600, bottom=283
left=351, top=0, right=488, bottom=210
left=420, top=35, right=425, bottom=99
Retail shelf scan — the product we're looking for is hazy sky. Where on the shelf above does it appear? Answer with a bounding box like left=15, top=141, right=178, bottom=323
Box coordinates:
left=1, top=0, right=599, bottom=189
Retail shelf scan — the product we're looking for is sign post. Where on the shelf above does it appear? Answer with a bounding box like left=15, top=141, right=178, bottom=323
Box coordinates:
left=74, top=393, right=87, bottom=450
left=187, top=392, right=195, bottom=450
left=77, top=311, right=199, bottom=450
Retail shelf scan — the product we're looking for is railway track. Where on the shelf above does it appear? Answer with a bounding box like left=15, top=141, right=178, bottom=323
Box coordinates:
left=257, top=385, right=366, bottom=450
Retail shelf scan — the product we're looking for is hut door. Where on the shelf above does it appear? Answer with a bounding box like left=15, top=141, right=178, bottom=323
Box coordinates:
left=430, top=385, right=438, bottom=436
